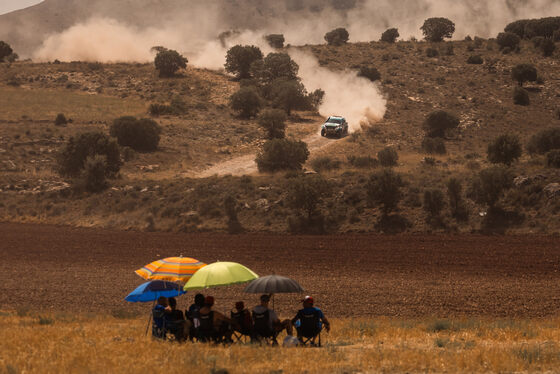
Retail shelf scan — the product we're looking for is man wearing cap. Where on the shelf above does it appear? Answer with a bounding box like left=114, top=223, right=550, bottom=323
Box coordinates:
left=292, top=295, right=330, bottom=342
left=252, top=294, right=293, bottom=338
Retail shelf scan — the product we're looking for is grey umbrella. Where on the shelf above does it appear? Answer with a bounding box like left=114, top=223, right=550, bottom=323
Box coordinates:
left=244, top=275, right=304, bottom=309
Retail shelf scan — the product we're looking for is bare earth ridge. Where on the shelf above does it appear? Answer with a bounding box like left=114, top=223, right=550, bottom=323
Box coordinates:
left=1, top=223, right=559, bottom=318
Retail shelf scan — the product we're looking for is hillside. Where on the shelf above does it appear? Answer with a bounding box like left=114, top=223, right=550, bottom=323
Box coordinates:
left=1, top=35, right=559, bottom=235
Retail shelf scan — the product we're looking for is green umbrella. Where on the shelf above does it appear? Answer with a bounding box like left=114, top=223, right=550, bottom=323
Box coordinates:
left=183, top=261, right=259, bottom=291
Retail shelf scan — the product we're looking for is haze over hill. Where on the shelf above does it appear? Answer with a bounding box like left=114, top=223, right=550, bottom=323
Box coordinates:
left=1, top=0, right=559, bottom=60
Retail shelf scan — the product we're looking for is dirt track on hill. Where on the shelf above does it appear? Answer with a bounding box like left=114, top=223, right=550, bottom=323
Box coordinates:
left=1, top=223, right=559, bottom=318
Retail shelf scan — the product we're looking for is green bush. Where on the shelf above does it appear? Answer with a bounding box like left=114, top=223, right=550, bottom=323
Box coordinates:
left=422, top=137, right=446, bottom=154
left=230, top=86, right=263, bottom=118
left=287, top=175, right=331, bottom=221
left=149, top=103, right=172, bottom=116
left=110, top=117, right=161, bottom=152
left=504, top=20, right=530, bottom=38
left=325, top=28, right=350, bottom=46
left=420, top=18, right=455, bottom=42
left=527, top=128, right=560, bottom=154
left=154, top=49, right=187, bottom=78
left=487, top=134, right=522, bottom=166
left=256, top=138, right=309, bottom=172
left=497, top=32, right=521, bottom=50
left=423, top=110, right=460, bottom=138
left=265, top=34, right=285, bottom=49
left=357, top=66, right=381, bottom=82
left=380, top=28, right=399, bottom=43
left=258, top=109, right=287, bottom=139
left=225, top=45, right=263, bottom=79
left=546, top=150, right=560, bottom=168
left=426, top=48, right=439, bottom=57
left=377, top=147, right=399, bottom=167
left=467, top=55, right=483, bottom=64
left=54, top=113, right=68, bottom=126
left=347, top=155, right=378, bottom=168
left=366, top=169, right=404, bottom=216
left=83, top=155, right=108, bottom=192
left=58, top=132, right=121, bottom=178
left=513, top=86, right=530, bottom=106
left=511, top=64, right=537, bottom=86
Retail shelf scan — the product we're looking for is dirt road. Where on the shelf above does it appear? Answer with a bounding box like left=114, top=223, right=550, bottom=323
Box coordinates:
left=195, top=131, right=331, bottom=178
left=1, top=223, right=559, bottom=318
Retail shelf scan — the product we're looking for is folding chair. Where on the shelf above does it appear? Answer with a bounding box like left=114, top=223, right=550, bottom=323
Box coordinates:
left=252, top=310, right=279, bottom=345
left=231, top=309, right=252, bottom=343
left=297, top=311, right=322, bottom=347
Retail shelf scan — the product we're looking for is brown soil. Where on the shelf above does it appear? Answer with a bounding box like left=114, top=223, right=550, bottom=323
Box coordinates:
left=2, top=223, right=559, bottom=319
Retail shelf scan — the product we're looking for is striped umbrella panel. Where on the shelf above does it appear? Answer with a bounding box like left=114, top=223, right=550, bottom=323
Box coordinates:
left=135, top=257, right=206, bottom=282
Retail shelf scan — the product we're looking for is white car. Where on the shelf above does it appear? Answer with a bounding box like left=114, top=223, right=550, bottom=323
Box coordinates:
left=320, top=116, right=348, bottom=138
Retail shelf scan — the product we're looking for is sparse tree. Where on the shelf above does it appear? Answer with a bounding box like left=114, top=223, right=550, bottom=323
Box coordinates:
left=420, top=18, right=455, bottom=42
left=422, top=137, right=446, bottom=154
left=0, top=41, right=13, bottom=62
left=423, top=110, right=460, bottom=138
left=487, top=134, right=522, bottom=166
left=496, top=32, right=521, bottom=50
left=511, top=64, right=537, bottom=86
left=230, top=86, right=263, bottom=118
left=269, top=79, right=308, bottom=115
left=256, top=138, right=309, bottom=172
left=265, top=34, right=285, bottom=49
left=287, top=175, right=330, bottom=221
left=527, top=128, right=560, bottom=155
left=225, top=45, right=263, bottom=80
left=83, top=155, right=108, bottom=192
left=325, top=28, right=350, bottom=46
left=447, top=178, right=467, bottom=220
left=377, top=147, right=399, bottom=167
left=468, top=166, right=513, bottom=209
left=258, top=109, right=287, bottom=139
left=423, top=189, right=445, bottom=218
left=366, top=169, right=404, bottom=216
left=54, top=113, right=68, bottom=126
left=541, top=38, right=556, bottom=57
left=251, top=52, right=299, bottom=86
left=357, top=66, right=381, bottom=82
left=380, top=28, right=399, bottom=43
left=154, top=49, right=187, bottom=78
left=58, top=132, right=121, bottom=178
left=110, top=117, right=162, bottom=152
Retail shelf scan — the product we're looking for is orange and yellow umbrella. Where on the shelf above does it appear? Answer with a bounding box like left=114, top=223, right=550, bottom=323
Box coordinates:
left=135, top=257, right=206, bottom=283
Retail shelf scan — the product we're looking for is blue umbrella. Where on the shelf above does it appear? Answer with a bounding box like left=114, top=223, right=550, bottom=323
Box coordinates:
left=125, top=280, right=186, bottom=303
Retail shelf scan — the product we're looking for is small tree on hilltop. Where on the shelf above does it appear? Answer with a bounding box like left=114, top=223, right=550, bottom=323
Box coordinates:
left=366, top=169, right=404, bottom=216
left=423, top=110, right=460, bottom=138
left=487, top=134, right=522, bottom=166
left=269, top=79, right=308, bottom=115
left=511, top=64, right=537, bottom=87
left=225, top=45, right=263, bottom=80
left=258, top=109, right=287, bottom=139
left=58, top=132, right=121, bottom=178
left=154, top=49, right=187, bottom=78
left=0, top=41, right=13, bottom=62
left=265, top=34, right=285, bottom=49
left=256, top=138, right=309, bottom=172
left=420, top=17, right=455, bottom=42
left=496, top=32, right=521, bottom=51
left=287, top=175, right=331, bottom=222
left=230, top=86, right=263, bottom=118
left=380, top=28, right=399, bottom=43
left=325, top=28, right=350, bottom=46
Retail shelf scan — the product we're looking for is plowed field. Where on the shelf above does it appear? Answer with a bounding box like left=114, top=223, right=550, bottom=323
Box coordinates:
left=1, top=223, right=559, bottom=318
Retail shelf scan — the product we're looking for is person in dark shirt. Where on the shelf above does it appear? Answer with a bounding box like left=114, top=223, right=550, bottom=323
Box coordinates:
left=231, top=301, right=252, bottom=336
left=186, top=293, right=205, bottom=340
left=165, top=297, right=190, bottom=341
left=292, top=296, right=330, bottom=341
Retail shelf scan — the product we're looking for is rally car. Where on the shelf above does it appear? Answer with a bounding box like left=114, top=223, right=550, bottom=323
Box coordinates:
left=320, top=116, right=348, bottom=138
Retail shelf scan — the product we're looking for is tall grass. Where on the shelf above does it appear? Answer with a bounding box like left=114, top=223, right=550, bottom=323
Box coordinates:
left=2, top=314, right=560, bottom=373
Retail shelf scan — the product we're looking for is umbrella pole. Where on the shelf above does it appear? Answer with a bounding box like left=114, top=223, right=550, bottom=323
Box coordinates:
left=145, top=300, right=155, bottom=336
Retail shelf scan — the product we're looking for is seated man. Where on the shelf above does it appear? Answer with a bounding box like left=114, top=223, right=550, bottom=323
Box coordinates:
left=198, top=296, right=233, bottom=343
left=230, top=301, right=253, bottom=337
left=152, top=296, right=170, bottom=339
left=165, top=297, right=191, bottom=341
left=252, top=294, right=293, bottom=343
left=291, top=296, right=330, bottom=344
left=186, top=293, right=205, bottom=339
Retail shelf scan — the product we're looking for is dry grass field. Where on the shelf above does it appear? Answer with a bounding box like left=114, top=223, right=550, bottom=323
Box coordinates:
left=2, top=314, right=560, bottom=373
